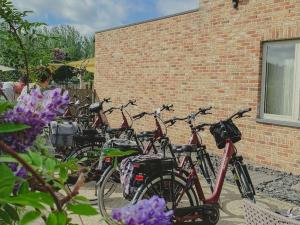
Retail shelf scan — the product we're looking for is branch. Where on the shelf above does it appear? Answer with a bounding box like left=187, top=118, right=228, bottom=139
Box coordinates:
left=0, top=140, right=62, bottom=211
left=60, top=170, right=86, bottom=205
left=7, top=22, right=30, bottom=89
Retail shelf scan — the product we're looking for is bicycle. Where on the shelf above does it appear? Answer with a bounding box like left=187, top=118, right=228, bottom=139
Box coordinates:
left=164, top=106, right=216, bottom=192
left=96, top=104, right=175, bottom=222
left=64, top=99, right=138, bottom=203
left=132, top=108, right=256, bottom=225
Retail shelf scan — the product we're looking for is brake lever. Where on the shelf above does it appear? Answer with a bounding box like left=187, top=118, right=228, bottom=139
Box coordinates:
left=130, top=100, right=137, bottom=105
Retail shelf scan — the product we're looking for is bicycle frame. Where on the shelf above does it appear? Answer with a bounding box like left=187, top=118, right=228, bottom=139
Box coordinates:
left=140, top=116, right=163, bottom=154
left=177, top=139, right=235, bottom=205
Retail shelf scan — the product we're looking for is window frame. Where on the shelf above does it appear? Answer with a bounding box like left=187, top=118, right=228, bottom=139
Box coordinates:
left=259, top=40, right=300, bottom=127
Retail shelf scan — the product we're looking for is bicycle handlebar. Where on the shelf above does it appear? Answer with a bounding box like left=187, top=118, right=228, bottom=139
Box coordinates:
left=133, top=112, right=146, bottom=120
left=104, top=99, right=137, bottom=115
left=132, top=104, right=174, bottom=121
left=196, top=106, right=213, bottom=116
left=103, top=97, right=111, bottom=103
left=229, top=108, right=251, bottom=120
left=164, top=106, right=213, bottom=126
left=161, top=104, right=174, bottom=112
left=194, top=108, right=252, bottom=130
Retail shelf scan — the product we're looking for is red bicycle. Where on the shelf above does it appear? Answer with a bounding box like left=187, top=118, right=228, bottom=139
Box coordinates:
left=97, top=104, right=175, bottom=221
left=164, top=106, right=216, bottom=192
left=132, top=108, right=255, bottom=225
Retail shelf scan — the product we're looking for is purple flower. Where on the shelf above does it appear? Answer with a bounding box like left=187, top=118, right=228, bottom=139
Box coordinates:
left=1, top=88, right=69, bottom=152
left=53, top=48, right=66, bottom=61
left=112, top=196, right=173, bottom=225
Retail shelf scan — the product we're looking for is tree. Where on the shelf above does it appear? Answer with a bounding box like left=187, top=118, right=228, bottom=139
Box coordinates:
left=0, top=0, right=95, bottom=84
left=0, top=0, right=48, bottom=82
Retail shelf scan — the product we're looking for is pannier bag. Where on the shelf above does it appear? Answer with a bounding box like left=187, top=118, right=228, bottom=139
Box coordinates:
left=50, top=121, right=79, bottom=147
left=120, top=154, right=175, bottom=200
left=209, top=120, right=241, bottom=149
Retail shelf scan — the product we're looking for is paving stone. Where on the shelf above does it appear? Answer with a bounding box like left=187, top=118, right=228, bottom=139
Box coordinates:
left=291, top=183, right=300, bottom=192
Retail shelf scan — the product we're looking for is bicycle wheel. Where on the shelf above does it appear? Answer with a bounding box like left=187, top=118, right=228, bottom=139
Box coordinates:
left=65, top=144, right=102, bottom=204
left=233, top=162, right=255, bottom=202
left=97, top=165, right=131, bottom=223
left=132, top=174, right=199, bottom=222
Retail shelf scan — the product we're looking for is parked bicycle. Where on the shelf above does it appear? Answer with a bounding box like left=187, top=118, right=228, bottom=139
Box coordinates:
left=164, top=106, right=216, bottom=192
left=64, top=99, right=138, bottom=204
left=131, top=108, right=255, bottom=225
left=97, top=104, right=175, bottom=222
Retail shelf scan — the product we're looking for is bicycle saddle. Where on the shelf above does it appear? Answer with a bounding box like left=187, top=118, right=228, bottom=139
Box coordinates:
left=136, top=131, right=156, bottom=139
left=89, top=102, right=101, bottom=113
left=106, top=127, right=126, bottom=134
left=173, top=144, right=197, bottom=153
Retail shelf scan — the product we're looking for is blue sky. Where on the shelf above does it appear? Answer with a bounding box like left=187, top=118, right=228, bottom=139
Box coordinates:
left=12, top=0, right=199, bottom=35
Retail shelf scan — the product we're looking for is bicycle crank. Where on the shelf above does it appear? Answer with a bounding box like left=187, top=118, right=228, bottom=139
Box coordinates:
left=174, top=204, right=219, bottom=225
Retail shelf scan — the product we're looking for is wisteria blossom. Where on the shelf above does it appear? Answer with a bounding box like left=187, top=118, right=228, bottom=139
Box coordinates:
left=53, top=48, right=66, bottom=61
left=2, top=88, right=69, bottom=152
left=112, top=196, right=173, bottom=225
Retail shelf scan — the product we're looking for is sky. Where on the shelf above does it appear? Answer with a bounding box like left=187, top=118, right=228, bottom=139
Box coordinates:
left=12, top=0, right=199, bottom=36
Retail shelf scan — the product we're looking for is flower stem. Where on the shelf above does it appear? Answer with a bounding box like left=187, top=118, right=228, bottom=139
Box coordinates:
left=0, top=140, right=62, bottom=211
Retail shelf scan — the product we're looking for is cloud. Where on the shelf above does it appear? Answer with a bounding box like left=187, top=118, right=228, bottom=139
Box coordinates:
left=12, top=0, right=130, bottom=35
left=156, top=0, right=199, bottom=15
left=11, top=0, right=199, bottom=35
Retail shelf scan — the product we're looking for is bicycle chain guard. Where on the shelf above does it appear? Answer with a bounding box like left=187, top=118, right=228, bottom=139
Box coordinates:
left=174, top=204, right=219, bottom=225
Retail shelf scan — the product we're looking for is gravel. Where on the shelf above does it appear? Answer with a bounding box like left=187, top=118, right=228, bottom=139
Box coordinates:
left=209, top=154, right=300, bottom=205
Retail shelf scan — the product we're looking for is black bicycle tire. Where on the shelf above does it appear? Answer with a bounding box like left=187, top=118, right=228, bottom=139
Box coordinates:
left=132, top=174, right=199, bottom=214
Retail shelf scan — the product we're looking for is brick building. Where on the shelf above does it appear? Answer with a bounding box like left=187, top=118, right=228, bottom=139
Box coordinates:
left=95, top=0, right=300, bottom=174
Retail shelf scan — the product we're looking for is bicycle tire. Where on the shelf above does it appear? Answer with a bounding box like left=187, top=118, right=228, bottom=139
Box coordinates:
left=97, top=165, right=131, bottom=223
left=65, top=144, right=102, bottom=204
left=132, top=174, right=199, bottom=222
left=234, top=162, right=255, bottom=202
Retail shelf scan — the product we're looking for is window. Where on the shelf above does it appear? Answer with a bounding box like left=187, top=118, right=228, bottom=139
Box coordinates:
left=260, top=40, right=300, bottom=124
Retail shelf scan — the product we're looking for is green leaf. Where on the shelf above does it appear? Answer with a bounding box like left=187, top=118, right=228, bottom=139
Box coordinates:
left=103, top=148, right=138, bottom=157
left=0, top=156, right=18, bottom=163
left=29, top=151, right=42, bottom=167
left=46, top=213, right=57, bottom=225
left=18, top=181, right=30, bottom=194
left=19, top=154, right=32, bottom=164
left=4, top=196, right=45, bottom=210
left=59, top=168, right=68, bottom=182
left=15, top=192, right=54, bottom=208
left=0, top=123, right=30, bottom=133
left=0, top=163, right=16, bottom=198
left=4, top=204, right=19, bottom=221
left=0, top=101, right=14, bottom=114
left=0, top=208, right=11, bottom=224
left=73, top=195, right=89, bottom=203
left=67, top=204, right=98, bottom=216
left=20, top=210, right=40, bottom=225
left=44, top=158, right=56, bottom=172
left=52, top=180, right=65, bottom=190
left=55, top=212, right=67, bottom=225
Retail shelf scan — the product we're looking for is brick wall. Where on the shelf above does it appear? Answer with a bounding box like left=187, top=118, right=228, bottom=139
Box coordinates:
left=95, top=0, right=300, bottom=174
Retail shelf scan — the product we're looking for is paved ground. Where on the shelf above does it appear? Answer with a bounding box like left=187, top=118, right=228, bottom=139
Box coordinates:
left=65, top=182, right=296, bottom=225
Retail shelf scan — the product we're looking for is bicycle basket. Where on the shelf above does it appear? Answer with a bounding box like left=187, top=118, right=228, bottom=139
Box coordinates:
left=120, top=155, right=176, bottom=200
left=209, top=120, right=241, bottom=149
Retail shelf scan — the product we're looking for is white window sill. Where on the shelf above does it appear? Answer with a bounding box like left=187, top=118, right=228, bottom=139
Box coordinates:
left=256, top=117, right=300, bottom=128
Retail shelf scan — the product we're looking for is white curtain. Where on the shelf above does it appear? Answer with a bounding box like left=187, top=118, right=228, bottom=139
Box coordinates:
left=266, top=57, right=294, bottom=116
